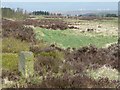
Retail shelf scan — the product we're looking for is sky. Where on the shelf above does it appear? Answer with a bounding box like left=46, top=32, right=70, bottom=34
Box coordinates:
left=1, top=0, right=119, bottom=12
left=2, top=2, right=118, bottom=12
left=1, top=0, right=120, bottom=2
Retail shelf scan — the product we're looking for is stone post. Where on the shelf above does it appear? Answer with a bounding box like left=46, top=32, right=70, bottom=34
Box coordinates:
left=19, top=51, right=34, bottom=78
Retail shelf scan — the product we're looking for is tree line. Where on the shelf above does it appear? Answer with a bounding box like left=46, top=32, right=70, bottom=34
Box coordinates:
left=32, top=11, right=50, bottom=15
left=105, top=14, right=117, bottom=17
left=31, top=11, right=63, bottom=16
left=2, top=7, right=117, bottom=19
left=2, top=7, right=28, bottom=19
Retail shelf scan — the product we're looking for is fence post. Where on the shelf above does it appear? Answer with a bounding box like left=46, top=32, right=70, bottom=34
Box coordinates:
left=19, top=51, right=34, bottom=78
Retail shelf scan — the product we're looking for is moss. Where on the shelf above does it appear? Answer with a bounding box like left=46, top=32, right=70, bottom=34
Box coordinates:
left=2, top=53, right=18, bottom=71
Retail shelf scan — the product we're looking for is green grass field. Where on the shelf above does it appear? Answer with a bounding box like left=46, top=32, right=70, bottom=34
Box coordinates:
left=34, top=27, right=118, bottom=49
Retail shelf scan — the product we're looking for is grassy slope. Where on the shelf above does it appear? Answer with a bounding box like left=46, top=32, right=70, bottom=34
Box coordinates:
left=2, top=37, right=30, bottom=71
left=34, top=27, right=118, bottom=49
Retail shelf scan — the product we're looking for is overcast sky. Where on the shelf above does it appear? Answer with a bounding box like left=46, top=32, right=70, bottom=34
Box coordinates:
left=2, top=2, right=118, bottom=12
left=1, top=0, right=120, bottom=2
left=1, top=0, right=119, bottom=12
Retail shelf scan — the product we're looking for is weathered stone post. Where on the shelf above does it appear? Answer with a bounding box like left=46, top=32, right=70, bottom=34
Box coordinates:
left=19, top=51, right=34, bottom=78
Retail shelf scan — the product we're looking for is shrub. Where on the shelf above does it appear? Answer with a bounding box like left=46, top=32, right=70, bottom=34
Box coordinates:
left=23, top=19, right=68, bottom=30
left=39, top=50, right=64, bottom=60
left=2, top=19, right=36, bottom=42
left=35, top=50, right=65, bottom=74
left=2, top=37, right=30, bottom=53
left=86, top=65, right=119, bottom=81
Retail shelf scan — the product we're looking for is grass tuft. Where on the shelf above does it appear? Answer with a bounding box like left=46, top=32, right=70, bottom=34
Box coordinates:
left=2, top=37, right=30, bottom=53
left=2, top=53, right=18, bottom=71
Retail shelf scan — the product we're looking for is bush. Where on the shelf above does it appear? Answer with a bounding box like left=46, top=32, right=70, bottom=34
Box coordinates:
left=2, top=37, right=30, bottom=53
left=39, top=50, right=64, bottom=60
left=2, top=19, right=36, bottom=42
left=35, top=50, right=65, bottom=74
left=86, top=65, right=119, bottom=81
left=23, top=19, right=68, bottom=30
left=2, top=45, right=120, bottom=88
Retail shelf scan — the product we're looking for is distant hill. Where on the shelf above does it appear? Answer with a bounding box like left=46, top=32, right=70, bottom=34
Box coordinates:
left=51, top=10, right=118, bottom=16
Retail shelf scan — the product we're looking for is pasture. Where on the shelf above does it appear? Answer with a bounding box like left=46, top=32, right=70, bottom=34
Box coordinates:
left=34, top=18, right=118, bottom=49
